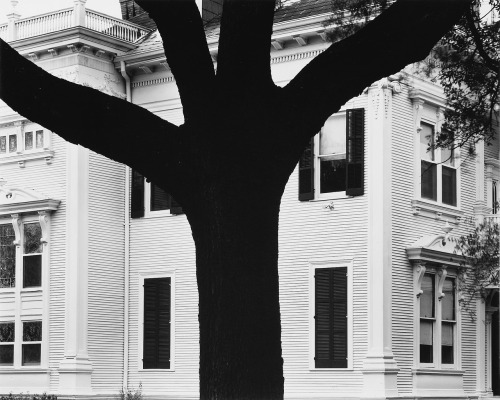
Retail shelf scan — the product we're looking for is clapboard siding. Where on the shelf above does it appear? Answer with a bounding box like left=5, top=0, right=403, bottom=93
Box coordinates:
left=87, top=151, right=126, bottom=393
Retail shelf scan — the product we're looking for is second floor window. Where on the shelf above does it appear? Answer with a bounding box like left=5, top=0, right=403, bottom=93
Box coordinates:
left=420, top=123, right=457, bottom=207
left=0, top=224, right=16, bottom=288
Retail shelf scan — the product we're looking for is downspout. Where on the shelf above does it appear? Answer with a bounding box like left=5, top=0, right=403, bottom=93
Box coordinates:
left=120, top=60, right=131, bottom=390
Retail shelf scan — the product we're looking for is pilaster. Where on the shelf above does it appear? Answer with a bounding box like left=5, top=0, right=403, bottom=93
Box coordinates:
left=73, top=0, right=87, bottom=27
left=362, top=78, right=399, bottom=399
left=58, top=144, right=92, bottom=395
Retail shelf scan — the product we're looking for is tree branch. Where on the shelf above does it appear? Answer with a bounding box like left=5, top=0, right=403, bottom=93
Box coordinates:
left=283, top=0, right=473, bottom=137
left=0, top=38, right=182, bottom=184
left=135, top=0, right=215, bottom=122
left=465, top=7, right=500, bottom=72
left=217, top=0, right=276, bottom=90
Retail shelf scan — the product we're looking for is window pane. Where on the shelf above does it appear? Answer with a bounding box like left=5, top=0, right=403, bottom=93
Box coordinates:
left=23, top=255, right=42, bottom=288
left=442, top=278, right=455, bottom=321
left=9, top=135, right=17, bottom=153
left=420, top=123, right=434, bottom=161
left=320, top=159, right=346, bottom=193
left=22, top=343, right=41, bottom=365
left=421, top=161, right=437, bottom=201
left=420, top=274, right=435, bottom=318
left=420, top=320, right=433, bottom=363
left=150, top=183, right=170, bottom=212
left=36, top=130, right=44, bottom=148
left=442, top=166, right=457, bottom=206
left=0, top=322, right=14, bottom=342
left=0, top=137, right=6, bottom=154
left=442, top=322, right=454, bottom=364
left=0, top=224, right=16, bottom=288
left=25, top=132, right=33, bottom=150
left=23, top=321, right=42, bottom=341
left=493, top=181, right=498, bottom=214
left=24, top=223, right=42, bottom=254
left=0, top=345, right=14, bottom=365
left=320, top=114, right=346, bottom=158
left=441, top=130, right=454, bottom=166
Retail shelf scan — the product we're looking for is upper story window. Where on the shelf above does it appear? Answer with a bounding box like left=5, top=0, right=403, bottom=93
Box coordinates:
left=0, top=122, right=53, bottom=167
left=299, top=109, right=365, bottom=201
left=0, top=224, right=16, bottom=288
left=131, top=170, right=183, bottom=218
left=420, top=122, right=457, bottom=207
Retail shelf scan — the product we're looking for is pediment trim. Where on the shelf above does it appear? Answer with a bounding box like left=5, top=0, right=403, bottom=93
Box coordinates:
left=0, top=180, right=60, bottom=216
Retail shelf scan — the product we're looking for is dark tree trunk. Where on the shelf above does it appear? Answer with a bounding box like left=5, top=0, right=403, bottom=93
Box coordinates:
left=188, top=183, right=285, bottom=400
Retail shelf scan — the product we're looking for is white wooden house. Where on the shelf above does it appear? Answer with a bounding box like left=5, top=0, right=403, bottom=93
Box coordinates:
left=0, top=0, right=498, bottom=398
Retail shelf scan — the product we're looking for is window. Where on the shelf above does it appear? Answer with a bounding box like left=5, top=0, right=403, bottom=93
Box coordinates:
left=0, top=224, right=16, bottom=288
left=0, top=322, right=14, bottom=365
left=23, top=223, right=42, bottom=288
left=419, top=273, right=457, bottom=367
left=142, top=277, right=171, bottom=369
left=492, top=180, right=498, bottom=214
left=131, top=170, right=183, bottom=218
left=0, top=220, right=44, bottom=289
left=313, top=265, right=348, bottom=368
left=22, top=321, right=42, bottom=366
left=0, top=130, right=45, bottom=156
left=24, top=130, right=44, bottom=152
left=299, top=109, right=365, bottom=200
left=420, top=123, right=457, bottom=206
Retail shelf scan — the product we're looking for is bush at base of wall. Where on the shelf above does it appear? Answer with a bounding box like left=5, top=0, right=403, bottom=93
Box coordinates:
left=0, top=394, right=57, bottom=400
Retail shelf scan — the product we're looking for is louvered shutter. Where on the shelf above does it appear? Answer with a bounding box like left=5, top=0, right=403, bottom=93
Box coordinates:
left=298, top=137, right=315, bottom=201
left=346, top=109, right=365, bottom=196
left=143, top=277, right=171, bottom=369
left=131, top=169, right=145, bottom=218
left=315, top=267, right=348, bottom=368
left=170, top=196, right=183, bottom=215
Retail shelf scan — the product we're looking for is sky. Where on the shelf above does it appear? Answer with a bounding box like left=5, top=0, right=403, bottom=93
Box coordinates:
left=0, top=0, right=122, bottom=24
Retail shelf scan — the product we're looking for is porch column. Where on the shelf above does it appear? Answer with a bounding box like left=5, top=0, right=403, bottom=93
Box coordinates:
left=58, top=144, right=92, bottom=395
left=6, top=0, right=20, bottom=42
left=362, top=78, right=400, bottom=398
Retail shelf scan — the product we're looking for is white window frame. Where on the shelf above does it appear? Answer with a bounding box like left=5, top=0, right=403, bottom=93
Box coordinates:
left=313, top=111, right=348, bottom=200
left=417, top=119, right=460, bottom=208
left=0, top=320, right=15, bottom=366
left=138, top=271, right=175, bottom=372
left=144, top=180, right=172, bottom=218
left=415, top=267, right=460, bottom=370
left=309, top=258, right=353, bottom=370
left=20, top=320, right=42, bottom=367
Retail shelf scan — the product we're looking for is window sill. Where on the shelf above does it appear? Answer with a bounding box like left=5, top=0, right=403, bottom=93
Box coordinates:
left=309, top=367, right=353, bottom=372
left=138, top=368, right=175, bottom=372
left=411, top=199, right=463, bottom=225
left=0, top=150, right=54, bottom=167
left=0, top=367, right=47, bottom=373
left=412, top=368, right=464, bottom=375
left=21, top=287, right=42, bottom=293
left=0, top=287, right=15, bottom=293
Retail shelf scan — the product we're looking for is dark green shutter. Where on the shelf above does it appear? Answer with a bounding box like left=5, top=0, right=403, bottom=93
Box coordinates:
left=315, top=267, right=348, bottom=368
left=131, top=169, right=145, bottom=218
left=169, top=196, right=183, bottom=215
left=143, top=277, right=171, bottom=369
left=298, top=137, right=315, bottom=201
left=346, top=109, right=365, bottom=196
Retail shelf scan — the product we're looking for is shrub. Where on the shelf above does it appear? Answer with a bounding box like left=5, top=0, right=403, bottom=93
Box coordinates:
left=119, top=383, right=143, bottom=400
left=0, top=394, right=57, bottom=400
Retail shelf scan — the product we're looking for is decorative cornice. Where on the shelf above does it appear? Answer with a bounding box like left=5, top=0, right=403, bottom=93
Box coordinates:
left=0, top=199, right=60, bottom=216
left=408, top=88, right=446, bottom=109
left=0, top=150, right=54, bottom=167
left=411, top=199, right=463, bottom=224
left=132, top=76, right=175, bottom=88
left=270, top=49, right=324, bottom=65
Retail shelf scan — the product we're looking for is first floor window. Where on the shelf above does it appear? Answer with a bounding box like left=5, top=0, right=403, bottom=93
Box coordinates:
left=314, top=266, right=348, bottom=368
left=23, top=222, right=42, bottom=288
left=143, top=277, right=171, bottom=369
left=22, top=321, right=42, bottom=366
left=419, top=272, right=456, bottom=367
left=0, top=322, right=14, bottom=365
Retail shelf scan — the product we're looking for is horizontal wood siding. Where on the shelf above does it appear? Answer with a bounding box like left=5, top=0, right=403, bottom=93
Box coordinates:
left=390, top=83, right=478, bottom=394
left=87, top=151, right=126, bottom=393
left=0, top=129, right=68, bottom=392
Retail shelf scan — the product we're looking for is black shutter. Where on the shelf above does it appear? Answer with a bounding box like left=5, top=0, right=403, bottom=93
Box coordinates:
left=315, top=267, right=348, bottom=368
left=143, top=277, right=171, bottom=369
left=346, top=109, right=365, bottom=196
left=169, top=196, right=183, bottom=215
left=298, top=137, right=315, bottom=201
left=131, top=169, right=145, bottom=218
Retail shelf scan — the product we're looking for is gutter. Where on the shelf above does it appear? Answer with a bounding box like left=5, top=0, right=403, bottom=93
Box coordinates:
left=120, top=60, right=131, bottom=390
